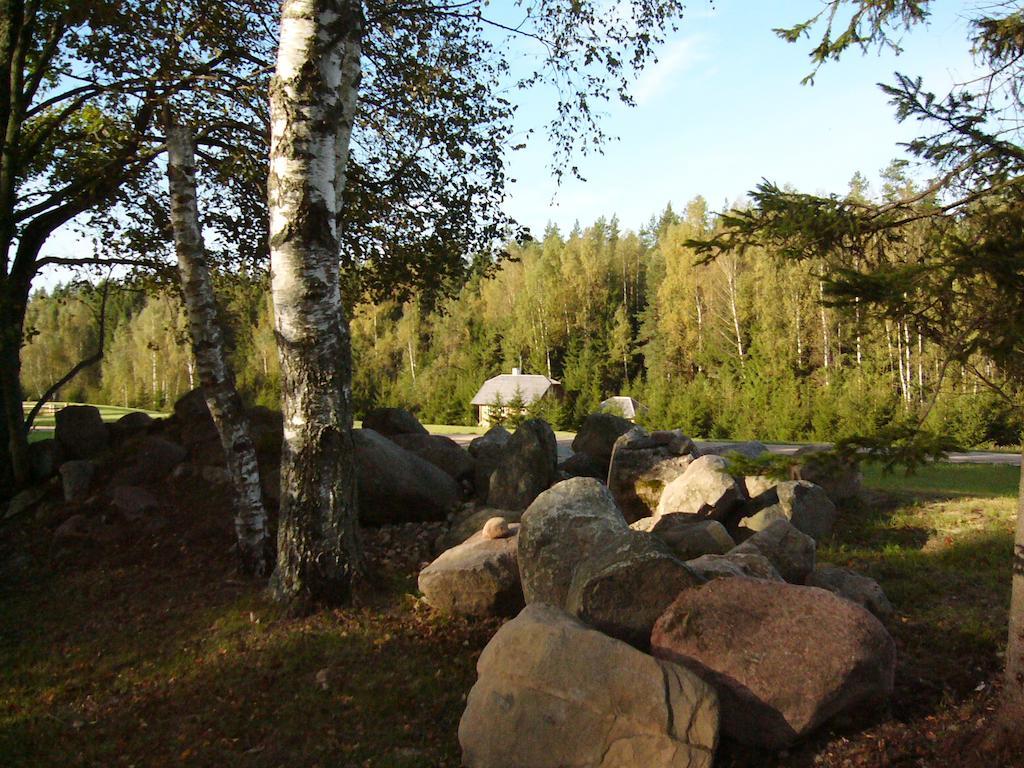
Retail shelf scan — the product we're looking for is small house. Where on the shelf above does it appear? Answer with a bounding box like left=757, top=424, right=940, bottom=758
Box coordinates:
left=470, top=368, right=564, bottom=426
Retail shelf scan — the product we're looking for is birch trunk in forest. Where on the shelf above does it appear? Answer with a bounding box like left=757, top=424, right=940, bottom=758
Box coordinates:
left=166, top=121, right=271, bottom=576
left=268, top=0, right=364, bottom=608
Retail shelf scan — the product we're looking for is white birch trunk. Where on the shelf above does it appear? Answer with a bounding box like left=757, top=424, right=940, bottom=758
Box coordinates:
left=1005, top=451, right=1024, bottom=715
left=819, top=281, right=830, bottom=385
left=166, top=122, right=271, bottom=576
left=268, top=0, right=364, bottom=608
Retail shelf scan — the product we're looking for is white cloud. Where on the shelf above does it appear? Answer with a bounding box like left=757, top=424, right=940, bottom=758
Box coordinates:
left=632, top=35, right=705, bottom=106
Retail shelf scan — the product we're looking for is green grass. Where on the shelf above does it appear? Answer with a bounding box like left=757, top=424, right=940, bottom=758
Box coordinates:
left=862, top=461, right=1020, bottom=498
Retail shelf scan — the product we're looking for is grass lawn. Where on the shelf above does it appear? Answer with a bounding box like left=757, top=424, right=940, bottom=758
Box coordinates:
left=0, top=461, right=1020, bottom=766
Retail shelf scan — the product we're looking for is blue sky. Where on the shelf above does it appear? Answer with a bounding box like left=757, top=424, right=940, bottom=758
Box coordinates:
left=501, top=0, right=981, bottom=234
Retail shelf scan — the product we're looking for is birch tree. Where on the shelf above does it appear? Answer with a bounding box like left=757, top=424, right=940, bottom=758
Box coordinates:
left=166, top=119, right=271, bottom=576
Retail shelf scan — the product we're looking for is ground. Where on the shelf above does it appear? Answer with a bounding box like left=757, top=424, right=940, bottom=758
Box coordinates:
left=2, top=462, right=1023, bottom=767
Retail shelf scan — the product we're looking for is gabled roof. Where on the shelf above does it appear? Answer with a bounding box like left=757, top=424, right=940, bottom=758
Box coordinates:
left=599, top=396, right=645, bottom=419
left=471, top=373, right=561, bottom=406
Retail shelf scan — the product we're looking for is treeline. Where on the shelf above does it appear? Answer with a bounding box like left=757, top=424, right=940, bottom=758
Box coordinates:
left=23, top=193, right=1021, bottom=448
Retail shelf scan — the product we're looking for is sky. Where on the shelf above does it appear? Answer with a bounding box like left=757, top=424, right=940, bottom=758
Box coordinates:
left=500, top=0, right=982, bottom=235
left=37, top=0, right=982, bottom=287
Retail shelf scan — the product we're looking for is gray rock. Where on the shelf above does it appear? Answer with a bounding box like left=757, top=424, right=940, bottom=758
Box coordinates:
left=607, top=426, right=701, bottom=522
left=656, top=454, right=746, bottom=521
left=791, top=446, right=862, bottom=504
left=486, top=419, right=558, bottom=511
left=808, top=564, right=894, bottom=621
left=418, top=527, right=523, bottom=617
left=685, top=552, right=784, bottom=582
left=109, top=411, right=154, bottom=443
left=390, top=432, right=474, bottom=485
left=740, top=480, right=838, bottom=542
left=110, top=486, right=161, bottom=518
left=28, top=438, right=62, bottom=482
left=59, top=459, right=96, bottom=502
left=468, top=426, right=511, bottom=501
left=730, top=518, right=816, bottom=584
left=362, top=407, right=428, bottom=437
left=110, top=436, right=187, bottom=487
left=695, top=440, right=770, bottom=460
left=459, top=604, right=719, bottom=768
left=566, top=530, right=702, bottom=648
left=354, top=428, right=461, bottom=525
left=652, top=578, right=896, bottom=750
left=570, top=412, right=634, bottom=473
left=518, top=477, right=627, bottom=607
left=54, top=405, right=109, bottom=460
left=5, top=485, right=49, bottom=519
left=557, top=451, right=607, bottom=480
left=632, top=516, right=735, bottom=560
left=741, top=474, right=777, bottom=499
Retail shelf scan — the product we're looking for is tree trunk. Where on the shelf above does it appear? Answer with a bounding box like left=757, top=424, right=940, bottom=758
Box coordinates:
left=267, top=0, right=364, bottom=609
left=0, top=281, right=30, bottom=496
left=166, top=120, right=271, bottom=577
left=1004, top=444, right=1024, bottom=715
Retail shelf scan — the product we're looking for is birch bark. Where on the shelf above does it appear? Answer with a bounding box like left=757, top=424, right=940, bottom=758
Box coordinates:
left=166, top=122, right=271, bottom=576
left=268, top=0, right=364, bottom=608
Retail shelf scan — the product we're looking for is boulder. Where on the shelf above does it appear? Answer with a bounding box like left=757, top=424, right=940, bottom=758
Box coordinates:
left=54, top=405, right=109, bottom=460
left=739, top=480, right=838, bottom=542
left=361, top=407, right=428, bottom=437
left=109, top=411, right=153, bottom=443
left=28, top=438, right=61, bottom=482
left=173, top=387, right=210, bottom=423
left=110, top=436, right=187, bottom=487
left=566, top=530, right=702, bottom=648
left=418, top=526, right=523, bottom=617
left=173, top=389, right=218, bottom=451
left=353, top=428, right=460, bottom=525
left=651, top=578, right=896, bottom=749
left=110, top=486, right=161, bottom=518
left=607, top=427, right=701, bottom=522
left=59, top=459, right=96, bottom=502
left=518, top=477, right=627, bottom=607
left=438, top=505, right=522, bottom=550
left=808, top=564, right=894, bottom=621
left=730, top=518, right=816, bottom=584
left=571, top=412, right=634, bottom=472
left=486, top=419, right=558, bottom=511
left=655, top=454, right=746, bottom=521
left=685, top=552, right=783, bottom=582
left=481, top=516, right=511, bottom=539
left=557, top=451, right=606, bottom=480
left=791, top=446, right=862, bottom=504
left=459, top=604, right=719, bottom=768
left=741, top=474, right=776, bottom=499
left=390, top=433, right=474, bottom=485
left=632, top=516, right=735, bottom=560
left=468, top=426, right=511, bottom=501
left=5, top=485, right=49, bottom=520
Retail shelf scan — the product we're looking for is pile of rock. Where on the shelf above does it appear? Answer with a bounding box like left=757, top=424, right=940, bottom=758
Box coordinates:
left=417, top=422, right=892, bottom=765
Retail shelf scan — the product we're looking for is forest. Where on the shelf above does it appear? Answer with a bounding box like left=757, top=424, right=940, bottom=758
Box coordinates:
left=25, top=177, right=1019, bottom=449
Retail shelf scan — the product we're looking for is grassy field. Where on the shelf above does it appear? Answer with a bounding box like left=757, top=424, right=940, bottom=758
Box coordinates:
left=0, top=458, right=1020, bottom=766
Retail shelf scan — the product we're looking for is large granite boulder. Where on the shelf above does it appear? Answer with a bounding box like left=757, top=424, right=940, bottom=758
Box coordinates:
left=655, top=454, right=746, bottom=521
left=109, top=411, right=154, bottom=443
left=110, top=436, right=187, bottom=487
left=566, top=530, right=702, bottom=648
left=607, top=427, right=701, bottom=522
left=808, top=564, right=894, bottom=621
left=468, top=425, right=511, bottom=502
left=418, top=525, right=523, bottom=617
left=517, top=477, right=627, bottom=607
left=486, top=419, right=558, bottom=511
left=652, top=578, right=896, bottom=749
left=459, top=604, right=719, bottom=768
left=695, top=440, right=770, bottom=460
left=739, top=480, right=838, bottom=542
left=632, top=516, right=735, bottom=560
left=390, top=433, right=474, bottom=485
left=571, top=412, right=634, bottom=473
left=54, top=405, right=109, bottom=460
left=353, top=428, right=460, bottom=525
left=685, top=552, right=783, bottom=582
left=557, top=451, right=607, bottom=480
left=791, top=446, right=862, bottom=504
left=28, top=438, right=62, bottom=482
left=362, top=407, right=428, bottom=437
left=730, top=518, right=816, bottom=584
left=59, top=459, right=96, bottom=502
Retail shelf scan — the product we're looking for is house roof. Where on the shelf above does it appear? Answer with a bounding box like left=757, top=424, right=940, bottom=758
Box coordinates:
left=471, top=374, right=561, bottom=406
left=599, top=396, right=645, bottom=419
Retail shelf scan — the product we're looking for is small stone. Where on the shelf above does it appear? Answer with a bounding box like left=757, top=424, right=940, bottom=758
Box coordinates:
left=481, top=516, right=511, bottom=540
